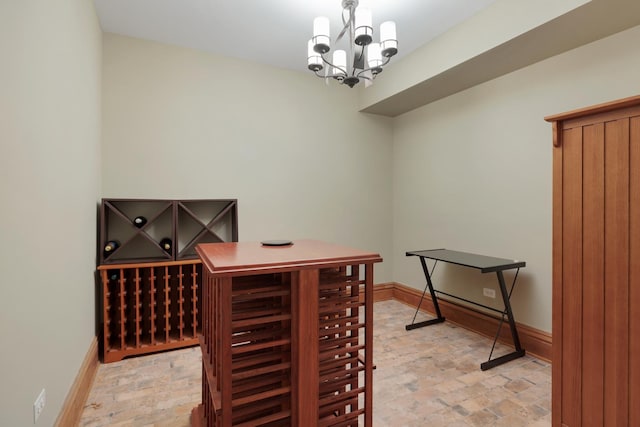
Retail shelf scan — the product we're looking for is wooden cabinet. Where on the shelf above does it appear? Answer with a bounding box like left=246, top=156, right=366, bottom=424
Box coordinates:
left=97, top=198, right=238, bottom=362
left=191, top=240, right=382, bottom=427
left=545, top=95, right=640, bottom=427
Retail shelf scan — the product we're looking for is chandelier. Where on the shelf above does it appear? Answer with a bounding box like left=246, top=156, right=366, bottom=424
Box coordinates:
left=307, top=0, right=398, bottom=88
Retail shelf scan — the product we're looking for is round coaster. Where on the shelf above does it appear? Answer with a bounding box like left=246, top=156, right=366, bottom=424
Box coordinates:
left=260, top=240, right=293, bottom=246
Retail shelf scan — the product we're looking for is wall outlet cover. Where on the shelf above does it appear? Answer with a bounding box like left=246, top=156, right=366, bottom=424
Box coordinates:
left=34, top=388, right=45, bottom=423
left=483, top=288, right=496, bottom=298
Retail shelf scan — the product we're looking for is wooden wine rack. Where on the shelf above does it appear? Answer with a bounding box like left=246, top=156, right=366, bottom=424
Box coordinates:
left=201, top=272, right=293, bottom=426
left=97, top=198, right=239, bottom=362
left=97, top=259, right=203, bottom=363
left=318, top=266, right=366, bottom=426
left=193, top=240, right=381, bottom=427
left=100, top=198, right=238, bottom=264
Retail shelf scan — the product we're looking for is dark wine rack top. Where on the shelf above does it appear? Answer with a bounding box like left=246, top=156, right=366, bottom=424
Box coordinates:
left=99, top=198, right=238, bottom=265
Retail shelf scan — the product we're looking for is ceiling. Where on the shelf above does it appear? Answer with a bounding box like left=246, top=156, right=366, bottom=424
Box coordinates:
left=93, top=0, right=498, bottom=73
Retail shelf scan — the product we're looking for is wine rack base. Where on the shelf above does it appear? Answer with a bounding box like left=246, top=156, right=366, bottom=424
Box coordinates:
left=98, top=260, right=203, bottom=363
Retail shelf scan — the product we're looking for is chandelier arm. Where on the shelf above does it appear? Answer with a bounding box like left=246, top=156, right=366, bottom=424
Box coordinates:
left=355, top=56, right=391, bottom=78
left=319, top=53, right=347, bottom=77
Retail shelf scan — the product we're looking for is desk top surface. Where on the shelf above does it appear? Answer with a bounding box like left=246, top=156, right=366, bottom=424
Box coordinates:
left=196, top=239, right=382, bottom=276
left=406, top=249, right=525, bottom=273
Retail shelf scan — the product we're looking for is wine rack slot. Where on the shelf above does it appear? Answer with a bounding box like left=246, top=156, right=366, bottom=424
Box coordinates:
left=177, top=200, right=238, bottom=260
left=98, top=260, right=203, bottom=363
left=100, top=199, right=174, bottom=264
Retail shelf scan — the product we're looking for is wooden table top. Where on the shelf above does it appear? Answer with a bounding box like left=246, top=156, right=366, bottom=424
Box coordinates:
left=196, top=239, right=382, bottom=276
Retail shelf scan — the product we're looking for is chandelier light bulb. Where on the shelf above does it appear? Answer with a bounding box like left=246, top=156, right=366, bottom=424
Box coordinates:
left=380, top=21, right=398, bottom=57
left=307, top=39, right=323, bottom=72
left=354, top=8, right=373, bottom=46
left=332, top=50, right=347, bottom=77
left=313, top=16, right=331, bottom=54
left=367, top=42, right=383, bottom=70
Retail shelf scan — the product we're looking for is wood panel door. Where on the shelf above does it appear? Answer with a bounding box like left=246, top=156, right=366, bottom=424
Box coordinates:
left=546, top=96, right=640, bottom=427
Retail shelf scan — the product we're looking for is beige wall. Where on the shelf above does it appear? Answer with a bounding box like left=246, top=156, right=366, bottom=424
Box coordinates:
left=391, top=24, right=640, bottom=332
left=0, top=1, right=102, bottom=426
left=102, top=33, right=394, bottom=282
left=1, top=2, right=639, bottom=422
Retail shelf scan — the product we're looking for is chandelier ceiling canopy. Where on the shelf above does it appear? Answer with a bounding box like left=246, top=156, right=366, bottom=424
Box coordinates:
left=307, top=0, right=398, bottom=88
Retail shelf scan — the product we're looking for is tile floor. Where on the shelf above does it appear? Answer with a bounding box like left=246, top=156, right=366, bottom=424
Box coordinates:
left=80, top=300, right=551, bottom=426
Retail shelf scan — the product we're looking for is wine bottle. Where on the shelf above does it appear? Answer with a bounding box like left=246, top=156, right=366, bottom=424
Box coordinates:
left=108, top=270, right=119, bottom=281
left=133, top=216, right=147, bottom=228
left=104, top=240, right=120, bottom=255
left=160, top=238, right=172, bottom=253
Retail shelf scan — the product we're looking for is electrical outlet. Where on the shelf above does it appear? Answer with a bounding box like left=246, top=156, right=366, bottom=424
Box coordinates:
left=33, top=388, right=45, bottom=423
left=483, top=288, right=496, bottom=299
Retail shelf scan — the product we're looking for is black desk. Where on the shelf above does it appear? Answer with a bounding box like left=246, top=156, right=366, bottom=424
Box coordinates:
left=405, top=249, right=526, bottom=370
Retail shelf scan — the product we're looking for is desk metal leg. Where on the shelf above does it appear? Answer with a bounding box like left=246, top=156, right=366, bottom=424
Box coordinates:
left=405, top=257, right=446, bottom=331
left=480, top=270, right=526, bottom=370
